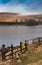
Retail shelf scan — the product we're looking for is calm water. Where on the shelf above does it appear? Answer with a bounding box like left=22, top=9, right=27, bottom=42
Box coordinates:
left=0, top=25, right=42, bottom=47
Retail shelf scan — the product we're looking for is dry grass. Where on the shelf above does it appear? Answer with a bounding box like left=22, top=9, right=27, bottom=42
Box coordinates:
left=0, top=44, right=42, bottom=65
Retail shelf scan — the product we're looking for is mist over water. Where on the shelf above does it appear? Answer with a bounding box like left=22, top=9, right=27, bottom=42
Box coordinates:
left=0, top=25, right=42, bottom=47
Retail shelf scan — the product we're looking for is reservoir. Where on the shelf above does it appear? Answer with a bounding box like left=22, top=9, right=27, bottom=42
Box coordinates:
left=0, top=25, right=42, bottom=47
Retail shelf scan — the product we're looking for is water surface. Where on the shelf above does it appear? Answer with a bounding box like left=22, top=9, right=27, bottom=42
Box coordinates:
left=0, top=25, right=42, bottom=47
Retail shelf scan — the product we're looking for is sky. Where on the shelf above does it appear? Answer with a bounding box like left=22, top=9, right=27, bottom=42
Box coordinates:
left=0, top=0, right=42, bottom=15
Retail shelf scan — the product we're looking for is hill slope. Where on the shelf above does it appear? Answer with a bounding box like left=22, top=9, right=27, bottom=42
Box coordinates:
left=0, top=12, right=42, bottom=22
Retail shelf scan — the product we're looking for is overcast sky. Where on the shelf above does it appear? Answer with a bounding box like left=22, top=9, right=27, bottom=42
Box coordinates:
left=0, top=0, right=42, bottom=15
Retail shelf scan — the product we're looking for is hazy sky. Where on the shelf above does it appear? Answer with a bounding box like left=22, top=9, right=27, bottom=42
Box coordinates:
left=0, top=0, right=42, bottom=15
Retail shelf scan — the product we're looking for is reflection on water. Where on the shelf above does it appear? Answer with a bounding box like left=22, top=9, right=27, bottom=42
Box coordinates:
left=0, top=25, right=42, bottom=47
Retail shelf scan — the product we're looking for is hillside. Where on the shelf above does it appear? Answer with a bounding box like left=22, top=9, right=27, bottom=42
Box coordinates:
left=0, top=12, right=19, bottom=22
left=0, top=12, right=42, bottom=22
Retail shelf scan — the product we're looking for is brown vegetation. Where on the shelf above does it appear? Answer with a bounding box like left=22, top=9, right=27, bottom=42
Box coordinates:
left=0, top=12, right=42, bottom=22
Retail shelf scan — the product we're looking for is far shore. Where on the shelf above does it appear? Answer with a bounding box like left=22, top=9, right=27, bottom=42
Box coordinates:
left=0, top=21, right=41, bottom=26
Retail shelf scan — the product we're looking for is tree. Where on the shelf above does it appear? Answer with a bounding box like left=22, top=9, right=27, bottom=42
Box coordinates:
left=25, top=19, right=38, bottom=26
left=16, top=19, right=18, bottom=22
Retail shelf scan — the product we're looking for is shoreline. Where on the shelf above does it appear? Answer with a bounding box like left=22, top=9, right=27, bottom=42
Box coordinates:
left=0, top=37, right=42, bottom=65
left=0, top=22, right=39, bottom=26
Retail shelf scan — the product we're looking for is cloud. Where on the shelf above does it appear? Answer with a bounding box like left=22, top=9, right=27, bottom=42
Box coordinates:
left=0, top=4, right=29, bottom=15
left=0, top=0, right=42, bottom=15
left=0, top=4, right=42, bottom=15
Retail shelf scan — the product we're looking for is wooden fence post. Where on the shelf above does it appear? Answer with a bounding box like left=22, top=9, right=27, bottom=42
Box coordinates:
left=25, top=40, right=27, bottom=51
left=1, top=44, right=6, bottom=61
left=20, top=42, right=22, bottom=53
left=11, top=44, right=13, bottom=59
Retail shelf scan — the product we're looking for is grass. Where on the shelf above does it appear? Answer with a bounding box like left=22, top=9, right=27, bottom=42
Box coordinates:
left=19, top=45, right=42, bottom=65
left=20, top=52, right=42, bottom=65
left=9, top=51, right=42, bottom=65
left=0, top=44, right=42, bottom=65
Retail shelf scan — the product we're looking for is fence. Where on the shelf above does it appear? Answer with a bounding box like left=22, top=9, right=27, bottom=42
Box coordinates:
left=25, top=37, right=42, bottom=44
left=1, top=44, right=21, bottom=61
left=0, top=37, right=42, bottom=61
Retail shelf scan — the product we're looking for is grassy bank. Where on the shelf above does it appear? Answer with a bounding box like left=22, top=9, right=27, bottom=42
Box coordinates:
left=0, top=44, right=42, bottom=65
